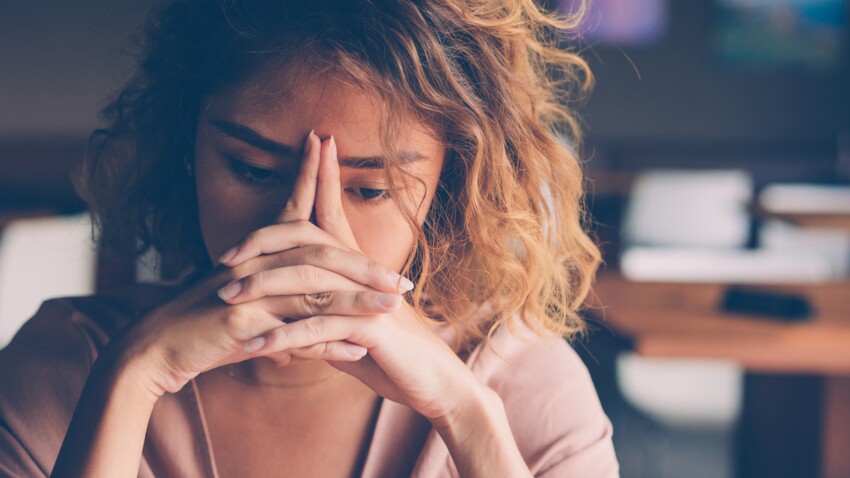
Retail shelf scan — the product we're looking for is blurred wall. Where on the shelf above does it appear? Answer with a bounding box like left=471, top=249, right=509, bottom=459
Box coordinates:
left=3, top=0, right=848, bottom=149
left=0, top=0, right=156, bottom=140
left=578, top=0, right=850, bottom=146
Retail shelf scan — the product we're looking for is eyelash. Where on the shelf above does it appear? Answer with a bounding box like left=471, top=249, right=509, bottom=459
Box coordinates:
left=346, top=187, right=391, bottom=204
left=226, top=156, right=279, bottom=186
left=226, top=156, right=390, bottom=204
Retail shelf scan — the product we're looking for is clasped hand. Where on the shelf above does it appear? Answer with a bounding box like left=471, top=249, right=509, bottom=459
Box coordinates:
left=120, top=131, right=487, bottom=428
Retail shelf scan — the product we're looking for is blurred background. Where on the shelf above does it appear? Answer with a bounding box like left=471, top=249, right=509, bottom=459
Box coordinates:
left=1, top=1, right=848, bottom=477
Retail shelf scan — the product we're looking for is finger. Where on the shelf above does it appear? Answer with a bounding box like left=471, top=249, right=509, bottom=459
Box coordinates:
left=246, top=245, right=413, bottom=294
left=257, top=350, right=295, bottom=367
left=217, top=265, right=373, bottom=304
left=247, top=314, right=377, bottom=354
left=217, top=220, right=348, bottom=267
left=241, top=350, right=311, bottom=367
left=266, top=353, right=317, bottom=368
left=331, top=355, right=406, bottom=404
left=286, top=341, right=368, bottom=361
left=315, top=135, right=360, bottom=251
left=242, top=326, right=367, bottom=361
left=278, top=130, right=320, bottom=223
left=255, top=290, right=402, bottom=319
left=219, top=304, right=282, bottom=338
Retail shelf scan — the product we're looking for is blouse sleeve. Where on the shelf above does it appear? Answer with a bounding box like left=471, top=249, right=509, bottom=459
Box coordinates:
left=0, top=299, right=97, bottom=477
left=479, top=332, right=620, bottom=478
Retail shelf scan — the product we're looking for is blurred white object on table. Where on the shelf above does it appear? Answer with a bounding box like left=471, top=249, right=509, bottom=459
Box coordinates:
left=0, top=213, right=96, bottom=348
left=759, top=183, right=850, bottom=215
left=622, top=169, right=753, bottom=248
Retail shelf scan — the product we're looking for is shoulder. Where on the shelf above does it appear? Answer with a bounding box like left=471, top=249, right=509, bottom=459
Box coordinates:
left=1, top=298, right=98, bottom=410
left=0, top=282, right=180, bottom=405
left=1, top=282, right=178, bottom=372
left=0, top=297, right=98, bottom=476
left=0, top=283, right=178, bottom=476
left=465, top=320, right=619, bottom=477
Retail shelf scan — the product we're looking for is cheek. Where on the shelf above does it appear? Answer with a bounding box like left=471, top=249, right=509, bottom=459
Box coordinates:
left=347, top=205, right=417, bottom=272
left=345, top=180, right=438, bottom=272
left=195, top=162, right=272, bottom=260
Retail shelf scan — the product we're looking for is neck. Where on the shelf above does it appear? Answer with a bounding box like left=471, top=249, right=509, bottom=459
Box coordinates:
left=201, top=358, right=377, bottom=428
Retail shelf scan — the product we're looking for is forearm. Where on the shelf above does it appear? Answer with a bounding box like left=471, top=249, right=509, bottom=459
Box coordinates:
left=434, top=385, right=532, bottom=478
left=51, top=347, right=159, bottom=478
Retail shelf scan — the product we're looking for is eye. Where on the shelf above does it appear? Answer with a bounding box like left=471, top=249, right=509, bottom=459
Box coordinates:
left=225, top=156, right=279, bottom=185
left=346, top=187, right=390, bottom=203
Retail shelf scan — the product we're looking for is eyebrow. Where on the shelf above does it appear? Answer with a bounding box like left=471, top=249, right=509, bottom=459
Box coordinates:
left=209, top=119, right=425, bottom=169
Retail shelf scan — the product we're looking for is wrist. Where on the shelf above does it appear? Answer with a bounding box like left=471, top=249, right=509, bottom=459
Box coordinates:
left=95, top=329, right=171, bottom=406
left=431, top=380, right=503, bottom=438
left=107, top=357, right=161, bottom=409
left=432, top=383, right=532, bottom=477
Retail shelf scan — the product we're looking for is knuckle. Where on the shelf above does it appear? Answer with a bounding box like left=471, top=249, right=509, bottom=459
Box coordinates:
left=303, top=291, right=333, bottom=315
left=366, top=259, right=385, bottom=279
left=318, top=342, right=335, bottom=356
left=303, top=342, right=330, bottom=356
left=309, top=244, right=334, bottom=262
left=256, top=270, right=271, bottom=291
left=369, top=313, right=391, bottom=333
left=266, top=252, right=291, bottom=270
left=266, top=326, right=287, bottom=348
left=244, top=230, right=262, bottom=249
left=302, top=318, right=325, bottom=341
left=272, top=353, right=293, bottom=367
left=284, top=196, right=301, bottom=211
left=352, top=291, right=372, bottom=311
left=295, top=264, right=321, bottom=285
left=253, top=227, right=279, bottom=251
left=222, top=306, right=252, bottom=336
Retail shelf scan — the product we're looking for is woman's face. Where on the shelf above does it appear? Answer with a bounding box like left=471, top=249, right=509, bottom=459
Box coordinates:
left=193, top=68, right=445, bottom=273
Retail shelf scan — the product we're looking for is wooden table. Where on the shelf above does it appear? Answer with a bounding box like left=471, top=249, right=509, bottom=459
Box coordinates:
left=590, top=273, right=850, bottom=478
left=755, top=209, right=850, bottom=235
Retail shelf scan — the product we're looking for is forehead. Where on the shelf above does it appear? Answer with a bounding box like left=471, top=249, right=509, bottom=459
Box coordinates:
left=201, top=63, right=441, bottom=156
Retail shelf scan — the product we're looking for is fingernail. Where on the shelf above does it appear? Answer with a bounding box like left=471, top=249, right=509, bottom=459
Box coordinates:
left=400, top=277, right=415, bottom=292
left=376, top=293, right=401, bottom=309
left=244, top=336, right=266, bottom=352
left=329, top=135, right=337, bottom=157
left=217, top=246, right=238, bottom=264
left=389, top=273, right=414, bottom=292
left=342, top=342, right=367, bottom=358
left=217, top=280, right=243, bottom=301
left=304, top=129, right=316, bottom=154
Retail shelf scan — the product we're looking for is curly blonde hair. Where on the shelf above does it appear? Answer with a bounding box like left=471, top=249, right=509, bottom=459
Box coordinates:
left=74, top=0, right=600, bottom=349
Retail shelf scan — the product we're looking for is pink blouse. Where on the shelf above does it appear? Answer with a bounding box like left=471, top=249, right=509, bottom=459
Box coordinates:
left=0, top=284, right=618, bottom=477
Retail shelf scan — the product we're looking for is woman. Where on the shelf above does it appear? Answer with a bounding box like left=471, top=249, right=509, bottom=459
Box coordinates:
left=0, top=0, right=618, bottom=476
